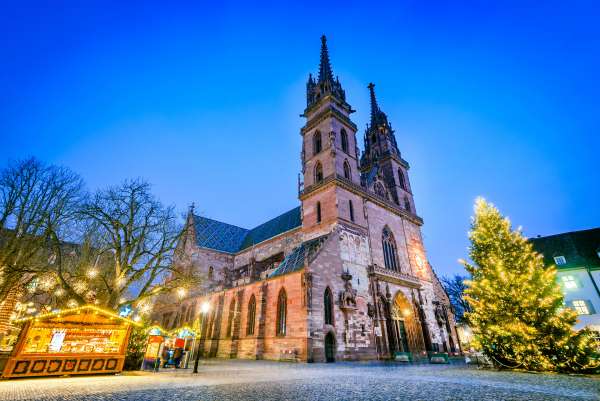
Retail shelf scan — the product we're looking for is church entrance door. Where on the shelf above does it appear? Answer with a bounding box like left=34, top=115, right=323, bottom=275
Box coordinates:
left=392, top=319, right=410, bottom=352
left=325, top=332, right=336, bottom=362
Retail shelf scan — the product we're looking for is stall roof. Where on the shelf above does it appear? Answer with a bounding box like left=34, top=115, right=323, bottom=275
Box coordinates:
left=13, top=304, right=142, bottom=326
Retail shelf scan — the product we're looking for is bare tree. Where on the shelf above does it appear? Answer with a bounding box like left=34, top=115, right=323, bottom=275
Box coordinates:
left=76, top=179, right=198, bottom=310
left=441, top=274, right=471, bottom=323
left=0, top=158, right=84, bottom=301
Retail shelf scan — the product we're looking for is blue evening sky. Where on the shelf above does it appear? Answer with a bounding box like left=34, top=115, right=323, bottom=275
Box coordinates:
left=2, top=1, right=599, bottom=277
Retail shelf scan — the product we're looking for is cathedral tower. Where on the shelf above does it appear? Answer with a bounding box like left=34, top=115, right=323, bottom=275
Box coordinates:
left=360, top=83, right=415, bottom=213
left=300, top=36, right=365, bottom=235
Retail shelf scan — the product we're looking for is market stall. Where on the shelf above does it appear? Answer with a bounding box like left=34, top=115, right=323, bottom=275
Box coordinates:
left=141, top=326, right=198, bottom=370
left=0, top=305, right=139, bottom=378
left=141, top=326, right=165, bottom=371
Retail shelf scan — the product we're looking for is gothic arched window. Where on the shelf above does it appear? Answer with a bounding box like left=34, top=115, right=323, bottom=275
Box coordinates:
left=404, top=196, right=411, bottom=213
left=382, top=226, right=400, bottom=272
left=313, top=131, right=322, bottom=154
left=276, top=288, right=287, bottom=336
left=226, top=298, right=236, bottom=338
left=398, top=169, right=406, bottom=191
left=324, top=287, right=334, bottom=325
left=316, top=201, right=322, bottom=223
left=343, top=160, right=351, bottom=180
left=314, top=162, right=323, bottom=184
left=349, top=200, right=354, bottom=222
left=341, top=129, right=348, bottom=153
left=208, top=266, right=214, bottom=281
left=246, top=295, right=256, bottom=335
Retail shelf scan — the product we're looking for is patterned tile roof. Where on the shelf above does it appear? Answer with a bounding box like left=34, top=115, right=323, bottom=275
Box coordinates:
left=268, top=235, right=328, bottom=278
left=240, top=206, right=302, bottom=251
left=530, top=228, right=600, bottom=270
left=192, top=206, right=302, bottom=254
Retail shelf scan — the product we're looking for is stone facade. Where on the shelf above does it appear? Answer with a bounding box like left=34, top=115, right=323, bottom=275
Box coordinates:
left=151, top=36, right=459, bottom=362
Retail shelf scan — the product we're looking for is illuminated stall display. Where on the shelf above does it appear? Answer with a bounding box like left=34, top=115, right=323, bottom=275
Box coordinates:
left=0, top=305, right=138, bottom=378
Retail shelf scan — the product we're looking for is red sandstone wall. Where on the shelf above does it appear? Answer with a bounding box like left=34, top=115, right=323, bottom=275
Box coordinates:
left=191, top=271, right=308, bottom=361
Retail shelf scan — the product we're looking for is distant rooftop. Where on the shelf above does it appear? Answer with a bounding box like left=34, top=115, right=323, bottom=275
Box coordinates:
left=192, top=206, right=302, bottom=254
left=530, top=227, right=600, bottom=270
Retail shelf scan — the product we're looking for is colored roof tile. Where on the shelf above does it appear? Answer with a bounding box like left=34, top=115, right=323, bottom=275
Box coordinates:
left=192, top=206, right=302, bottom=254
left=268, top=235, right=328, bottom=278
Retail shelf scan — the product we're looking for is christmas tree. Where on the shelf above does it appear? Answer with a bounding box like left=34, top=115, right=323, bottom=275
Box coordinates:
left=462, top=198, right=598, bottom=372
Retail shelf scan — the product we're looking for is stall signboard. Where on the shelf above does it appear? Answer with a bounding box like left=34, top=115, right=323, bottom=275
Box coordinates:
left=0, top=305, right=139, bottom=379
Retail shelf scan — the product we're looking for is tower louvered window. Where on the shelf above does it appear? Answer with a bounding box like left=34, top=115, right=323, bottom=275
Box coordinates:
left=315, top=162, right=323, bottom=183
left=398, top=169, right=406, bottom=190
left=341, top=129, right=348, bottom=153
left=404, top=196, right=411, bottom=213
left=314, top=131, right=322, bottom=154
left=343, top=160, right=351, bottom=180
left=382, top=226, right=400, bottom=272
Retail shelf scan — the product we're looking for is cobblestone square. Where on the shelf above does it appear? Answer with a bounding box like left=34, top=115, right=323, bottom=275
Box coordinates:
left=0, top=360, right=598, bottom=401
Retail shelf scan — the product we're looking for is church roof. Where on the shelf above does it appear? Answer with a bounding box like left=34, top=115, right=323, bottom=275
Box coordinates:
left=192, top=206, right=302, bottom=254
left=530, top=227, right=600, bottom=270
left=269, top=235, right=327, bottom=278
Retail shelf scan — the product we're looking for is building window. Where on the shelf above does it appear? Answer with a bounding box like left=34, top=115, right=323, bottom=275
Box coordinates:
left=341, top=129, right=348, bottom=153
left=554, top=256, right=567, bottom=265
left=572, top=300, right=591, bottom=315
left=382, top=226, right=400, bottom=272
left=316, top=201, right=322, bottom=223
left=314, top=162, right=323, bottom=184
left=371, top=133, right=377, bottom=144
left=324, top=287, right=334, bottom=325
left=343, top=160, right=351, bottom=180
left=313, top=131, right=322, bottom=154
left=404, top=196, right=411, bottom=213
left=349, top=200, right=354, bottom=222
left=208, top=266, right=214, bottom=281
left=561, top=275, right=578, bottom=290
left=226, top=298, right=236, bottom=338
left=246, top=295, right=256, bottom=335
left=398, top=169, right=406, bottom=190
left=276, top=288, right=287, bottom=336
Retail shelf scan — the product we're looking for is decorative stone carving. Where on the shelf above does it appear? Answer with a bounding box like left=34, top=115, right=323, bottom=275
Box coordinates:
left=339, top=271, right=357, bottom=310
left=329, top=130, right=336, bottom=155
left=367, top=303, right=376, bottom=318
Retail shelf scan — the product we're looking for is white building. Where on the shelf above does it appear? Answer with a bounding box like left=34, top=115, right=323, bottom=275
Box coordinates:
left=531, top=228, right=600, bottom=334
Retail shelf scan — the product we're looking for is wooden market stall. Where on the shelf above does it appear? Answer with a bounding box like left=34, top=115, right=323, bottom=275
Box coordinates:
left=0, top=305, right=139, bottom=379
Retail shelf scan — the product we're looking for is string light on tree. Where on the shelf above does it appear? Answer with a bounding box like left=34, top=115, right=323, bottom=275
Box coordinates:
left=462, top=197, right=598, bottom=372
left=176, top=287, right=187, bottom=299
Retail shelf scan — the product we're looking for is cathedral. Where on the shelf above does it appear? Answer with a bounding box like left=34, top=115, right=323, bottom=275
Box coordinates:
left=152, top=36, right=460, bottom=362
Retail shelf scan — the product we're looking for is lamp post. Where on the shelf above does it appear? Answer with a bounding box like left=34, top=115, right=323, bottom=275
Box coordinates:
left=193, top=301, right=210, bottom=374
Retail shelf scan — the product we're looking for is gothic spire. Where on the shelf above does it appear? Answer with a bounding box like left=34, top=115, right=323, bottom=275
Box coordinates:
left=368, top=82, right=379, bottom=125
left=305, top=36, right=347, bottom=109
left=318, top=35, right=334, bottom=83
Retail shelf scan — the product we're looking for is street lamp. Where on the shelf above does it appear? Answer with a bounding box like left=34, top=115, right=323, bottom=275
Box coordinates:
left=193, top=301, right=210, bottom=374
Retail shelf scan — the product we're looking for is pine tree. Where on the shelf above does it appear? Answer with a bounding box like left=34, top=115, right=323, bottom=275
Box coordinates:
left=462, top=198, right=598, bottom=372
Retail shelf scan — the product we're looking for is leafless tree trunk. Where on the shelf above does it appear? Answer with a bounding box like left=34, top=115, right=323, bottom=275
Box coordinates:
left=0, top=158, right=84, bottom=301
left=78, top=179, right=198, bottom=310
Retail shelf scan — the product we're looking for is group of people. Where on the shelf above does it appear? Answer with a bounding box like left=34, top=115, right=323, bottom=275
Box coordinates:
left=159, top=346, right=184, bottom=369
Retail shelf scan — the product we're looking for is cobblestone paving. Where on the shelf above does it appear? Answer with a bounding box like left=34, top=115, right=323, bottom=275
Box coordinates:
left=0, top=360, right=598, bottom=401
